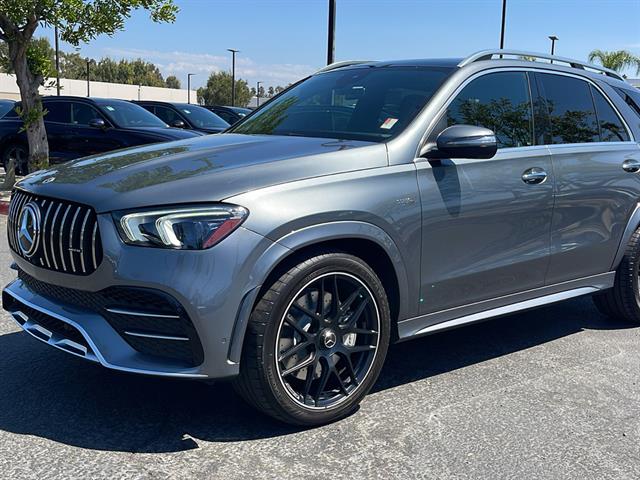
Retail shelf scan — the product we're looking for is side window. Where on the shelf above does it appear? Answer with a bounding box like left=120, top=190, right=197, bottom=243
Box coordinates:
left=591, top=86, right=630, bottom=142
left=70, top=102, right=102, bottom=125
left=154, top=106, right=182, bottom=125
left=614, top=86, right=640, bottom=118
left=536, top=73, right=599, bottom=144
left=43, top=102, right=71, bottom=123
left=446, top=72, right=533, bottom=148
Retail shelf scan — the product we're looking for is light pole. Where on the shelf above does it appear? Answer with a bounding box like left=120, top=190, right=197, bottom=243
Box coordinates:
left=86, top=58, right=92, bottom=97
left=187, top=73, right=196, bottom=104
left=227, top=48, right=239, bottom=106
left=256, top=81, right=263, bottom=107
left=54, top=25, right=60, bottom=96
left=548, top=35, right=558, bottom=63
left=499, top=0, right=507, bottom=50
left=327, top=0, right=336, bottom=65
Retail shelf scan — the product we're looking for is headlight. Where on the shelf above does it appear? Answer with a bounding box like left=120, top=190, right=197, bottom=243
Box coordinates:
left=113, top=205, right=248, bottom=249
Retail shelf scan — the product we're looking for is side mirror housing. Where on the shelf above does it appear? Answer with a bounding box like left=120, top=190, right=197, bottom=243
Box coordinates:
left=424, top=125, right=498, bottom=159
left=171, top=119, right=186, bottom=128
left=88, top=118, right=106, bottom=129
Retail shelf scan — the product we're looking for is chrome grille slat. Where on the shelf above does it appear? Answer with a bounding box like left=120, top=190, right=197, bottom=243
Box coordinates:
left=68, top=206, right=81, bottom=273
left=7, top=190, right=102, bottom=276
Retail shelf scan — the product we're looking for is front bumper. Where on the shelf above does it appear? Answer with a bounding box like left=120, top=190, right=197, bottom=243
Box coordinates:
left=3, top=215, right=289, bottom=379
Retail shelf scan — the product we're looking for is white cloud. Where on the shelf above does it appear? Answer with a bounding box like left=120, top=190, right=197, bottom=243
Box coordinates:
left=102, top=47, right=317, bottom=87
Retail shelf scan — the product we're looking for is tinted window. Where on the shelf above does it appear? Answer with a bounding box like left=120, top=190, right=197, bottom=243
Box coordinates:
left=43, top=102, right=71, bottom=123
left=537, top=73, right=599, bottom=144
left=0, top=101, right=14, bottom=118
left=614, top=86, right=640, bottom=117
left=446, top=72, right=533, bottom=148
left=97, top=102, right=168, bottom=128
left=175, top=104, right=229, bottom=129
left=153, top=106, right=183, bottom=125
left=71, top=102, right=102, bottom=125
left=591, top=87, right=630, bottom=142
left=231, top=67, right=452, bottom=142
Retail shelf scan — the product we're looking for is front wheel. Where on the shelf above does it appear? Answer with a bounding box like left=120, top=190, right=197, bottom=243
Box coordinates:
left=234, top=252, right=390, bottom=425
left=2, top=143, right=29, bottom=176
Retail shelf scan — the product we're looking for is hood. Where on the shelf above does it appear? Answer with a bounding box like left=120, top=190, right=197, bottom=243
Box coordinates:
left=121, top=126, right=203, bottom=139
left=17, top=134, right=387, bottom=213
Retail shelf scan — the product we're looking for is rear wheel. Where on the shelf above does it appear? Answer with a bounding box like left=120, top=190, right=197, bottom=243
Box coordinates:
left=592, top=226, right=640, bottom=324
left=2, top=143, right=29, bottom=176
left=234, top=253, right=390, bottom=425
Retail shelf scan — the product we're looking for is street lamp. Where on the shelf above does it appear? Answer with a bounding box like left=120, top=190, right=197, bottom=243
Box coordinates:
left=499, top=0, right=507, bottom=49
left=327, top=0, right=336, bottom=65
left=548, top=35, right=559, bottom=63
left=256, top=81, right=263, bottom=107
left=187, top=73, right=196, bottom=104
left=227, top=48, right=239, bottom=106
left=54, top=24, right=60, bottom=96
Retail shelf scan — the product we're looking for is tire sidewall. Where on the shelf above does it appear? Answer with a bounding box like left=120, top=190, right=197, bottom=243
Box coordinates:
left=258, top=254, right=390, bottom=424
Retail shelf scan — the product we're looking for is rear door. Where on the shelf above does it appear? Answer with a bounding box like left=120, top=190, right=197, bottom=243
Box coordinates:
left=418, top=70, right=555, bottom=314
left=535, top=72, right=640, bottom=283
left=42, top=100, right=72, bottom=163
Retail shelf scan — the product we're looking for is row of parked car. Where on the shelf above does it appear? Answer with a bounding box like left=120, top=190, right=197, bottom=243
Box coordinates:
left=0, top=97, right=252, bottom=174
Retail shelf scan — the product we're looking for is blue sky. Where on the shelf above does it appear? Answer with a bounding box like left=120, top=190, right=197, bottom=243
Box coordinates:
left=41, top=0, right=640, bottom=89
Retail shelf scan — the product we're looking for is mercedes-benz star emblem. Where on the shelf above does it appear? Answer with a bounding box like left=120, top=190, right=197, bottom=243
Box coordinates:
left=17, top=202, right=41, bottom=258
left=322, top=329, right=337, bottom=349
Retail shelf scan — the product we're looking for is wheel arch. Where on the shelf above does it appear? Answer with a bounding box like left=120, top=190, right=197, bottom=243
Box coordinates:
left=611, top=202, right=640, bottom=270
left=227, top=221, right=412, bottom=363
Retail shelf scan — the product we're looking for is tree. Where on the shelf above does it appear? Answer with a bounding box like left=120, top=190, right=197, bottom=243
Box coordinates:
left=196, top=71, right=252, bottom=107
left=165, top=75, right=180, bottom=89
left=588, top=50, right=640, bottom=74
left=0, top=0, right=178, bottom=179
left=267, top=86, right=274, bottom=97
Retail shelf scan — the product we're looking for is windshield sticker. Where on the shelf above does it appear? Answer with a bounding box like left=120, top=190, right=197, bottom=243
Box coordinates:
left=182, top=109, right=191, bottom=114
left=380, top=117, right=398, bottom=129
left=105, top=106, right=115, bottom=111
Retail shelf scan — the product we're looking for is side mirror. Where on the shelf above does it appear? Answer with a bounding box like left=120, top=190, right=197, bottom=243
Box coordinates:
left=171, top=119, right=186, bottom=128
left=425, top=125, right=497, bottom=159
left=88, top=118, right=106, bottom=129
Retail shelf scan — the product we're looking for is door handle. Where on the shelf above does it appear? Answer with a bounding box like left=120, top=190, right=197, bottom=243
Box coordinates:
left=622, top=159, right=640, bottom=173
left=522, top=167, right=547, bottom=185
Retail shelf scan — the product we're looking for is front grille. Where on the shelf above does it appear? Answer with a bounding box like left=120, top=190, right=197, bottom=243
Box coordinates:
left=8, top=189, right=103, bottom=275
left=18, top=269, right=204, bottom=367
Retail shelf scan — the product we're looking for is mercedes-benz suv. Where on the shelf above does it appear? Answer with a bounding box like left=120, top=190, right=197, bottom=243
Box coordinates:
left=4, top=50, right=640, bottom=425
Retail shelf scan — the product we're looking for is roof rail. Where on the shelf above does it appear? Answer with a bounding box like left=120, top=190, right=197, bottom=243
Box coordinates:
left=459, top=50, right=625, bottom=81
left=315, top=60, right=371, bottom=74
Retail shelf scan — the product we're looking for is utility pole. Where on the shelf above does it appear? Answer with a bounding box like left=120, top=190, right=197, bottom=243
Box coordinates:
left=187, top=73, right=195, bottom=104
left=327, top=0, right=336, bottom=65
left=256, top=81, right=262, bottom=107
left=227, top=49, right=239, bottom=106
left=54, top=25, right=61, bottom=96
left=499, top=0, right=507, bottom=50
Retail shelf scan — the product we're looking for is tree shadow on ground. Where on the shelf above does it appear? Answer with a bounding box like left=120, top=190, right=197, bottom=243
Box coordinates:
left=0, top=296, right=632, bottom=453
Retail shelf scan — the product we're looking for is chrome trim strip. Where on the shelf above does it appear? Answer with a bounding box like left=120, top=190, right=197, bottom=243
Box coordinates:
left=58, top=204, right=71, bottom=272
left=49, top=203, right=62, bottom=270
left=123, top=331, right=189, bottom=341
left=91, top=222, right=97, bottom=270
left=105, top=307, right=181, bottom=319
left=41, top=201, right=53, bottom=268
left=79, top=209, right=91, bottom=273
left=4, top=288, right=206, bottom=378
left=398, top=272, right=615, bottom=339
left=68, top=206, right=81, bottom=273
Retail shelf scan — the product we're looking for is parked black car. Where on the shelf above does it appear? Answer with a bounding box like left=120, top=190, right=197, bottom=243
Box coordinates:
left=132, top=101, right=229, bottom=134
left=204, top=105, right=251, bottom=125
left=0, top=99, right=15, bottom=119
left=0, top=96, right=202, bottom=174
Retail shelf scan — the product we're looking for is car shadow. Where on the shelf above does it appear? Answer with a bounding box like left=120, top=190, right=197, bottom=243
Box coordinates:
left=0, top=296, right=632, bottom=453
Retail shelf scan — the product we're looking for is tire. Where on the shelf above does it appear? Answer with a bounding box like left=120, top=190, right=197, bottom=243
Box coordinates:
left=592, top=226, right=640, bottom=324
left=1, top=143, right=29, bottom=176
left=234, top=252, right=391, bottom=426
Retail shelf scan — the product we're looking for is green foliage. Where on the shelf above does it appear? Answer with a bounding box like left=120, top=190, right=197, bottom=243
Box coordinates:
left=196, top=71, right=252, bottom=107
left=165, top=75, right=180, bottom=89
left=588, top=49, right=640, bottom=74
left=0, top=37, right=54, bottom=80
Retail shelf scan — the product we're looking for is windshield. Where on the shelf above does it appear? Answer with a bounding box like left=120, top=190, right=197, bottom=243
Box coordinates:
left=176, top=104, right=229, bottom=129
left=98, top=101, right=168, bottom=128
left=230, top=66, right=452, bottom=142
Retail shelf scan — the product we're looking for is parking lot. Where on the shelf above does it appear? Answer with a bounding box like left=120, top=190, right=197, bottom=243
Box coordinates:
left=0, top=214, right=638, bottom=479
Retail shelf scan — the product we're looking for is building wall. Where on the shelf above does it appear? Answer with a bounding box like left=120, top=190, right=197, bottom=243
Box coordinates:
left=0, top=73, right=197, bottom=102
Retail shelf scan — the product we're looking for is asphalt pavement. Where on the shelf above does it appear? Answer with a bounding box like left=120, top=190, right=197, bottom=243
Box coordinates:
left=0, top=216, right=638, bottom=480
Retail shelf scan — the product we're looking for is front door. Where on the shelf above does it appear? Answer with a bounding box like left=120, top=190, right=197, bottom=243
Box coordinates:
left=417, top=70, right=554, bottom=314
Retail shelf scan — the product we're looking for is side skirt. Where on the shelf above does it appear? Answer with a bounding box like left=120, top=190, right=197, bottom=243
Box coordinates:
left=397, top=272, right=615, bottom=340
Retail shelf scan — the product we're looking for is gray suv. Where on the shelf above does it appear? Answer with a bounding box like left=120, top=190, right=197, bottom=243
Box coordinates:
left=4, top=50, right=640, bottom=425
